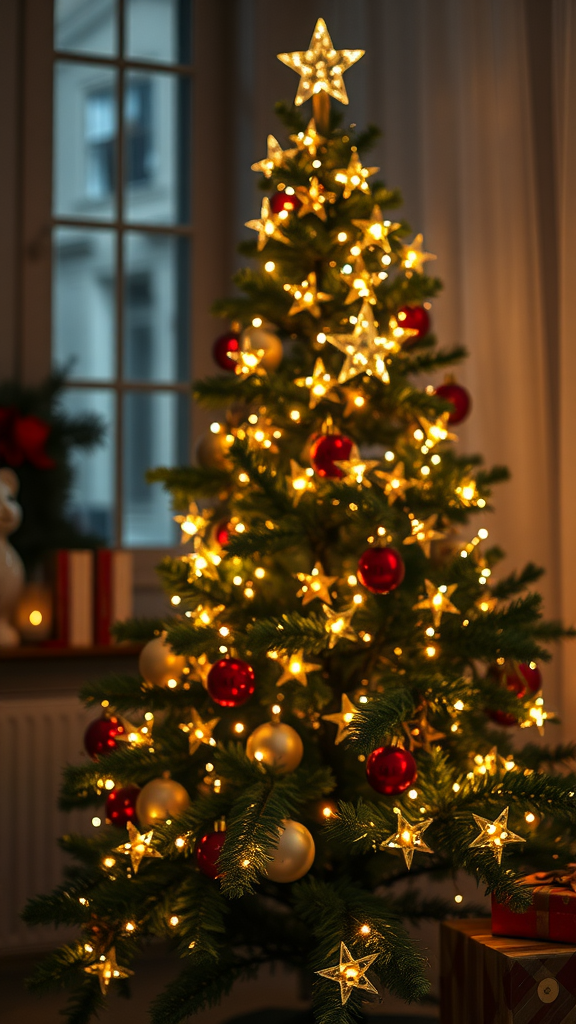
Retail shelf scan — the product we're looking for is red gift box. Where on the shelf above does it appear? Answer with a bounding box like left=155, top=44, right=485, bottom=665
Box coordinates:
left=492, top=869, right=576, bottom=943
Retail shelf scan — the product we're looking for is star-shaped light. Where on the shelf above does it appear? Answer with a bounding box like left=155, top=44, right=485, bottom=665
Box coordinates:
left=189, top=652, right=212, bottom=689
left=476, top=594, right=498, bottom=614
left=403, top=515, right=445, bottom=558
left=352, top=206, right=400, bottom=252
left=230, top=335, right=266, bottom=378
left=295, top=358, right=338, bottom=408
left=334, top=149, right=378, bottom=198
left=251, top=134, right=298, bottom=177
left=294, top=177, right=336, bottom=221
left=388, top=314, right=419, bottom=347
left=273, top=650, right=322, bottom=687
left=419, top=413, right=457, bottom=448
left=471, top=746, right=499, bottom=776
left=322, top=604, right=358, bottom=648
left=174, top=502, right=211, bottom=541
left=277, top=19, right=364, bottom=107
left=295, top=562, right=338, bottom=605
left=334, top=456, right=379, bottom=486
left=115, top=821, right=162, bottom=874
left=190, top=604, right=225, bottom=627
left=380, top=810, right=434, bottom=869
left=519, top=692, right=550, bottom=735
left=287, top=459, right=316, bottom=505
left=285, top=272, right=332, bottom=317
left=374, top=462, right=417, bottom=504
left=179, top=708, right=220, bottom=754
left=341, top=387, right=368, bottom=417
left=403, top=710, right=446, bottom=752
left=402, top=233, right=436, bottom=274
left=84, top=948, right=133, bottom=996
left=116, top=714, right=154, bottom=747
left=245, top=197, right=290, bottom=251
left=326, top=301, right=392, bottom=385
left=469, top=807, right=525, bottom=865
left=342, top=256, right=381, bottom=305
left=413, top=580, right=460, bottom=628
left=322, top=694, right=358, bottom=744
left=187, top=538, right=222, bottom=580
left=289, top=118, right=326, bottom=158
left=316, top=941, right=378, bottom=1005
left=455, top=479, right=479, bottom=506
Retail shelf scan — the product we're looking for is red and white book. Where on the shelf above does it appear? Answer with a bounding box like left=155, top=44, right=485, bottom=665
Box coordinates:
left=51, top=549, right=94, bottom=647
left=94, top=550, right=133, bottom=645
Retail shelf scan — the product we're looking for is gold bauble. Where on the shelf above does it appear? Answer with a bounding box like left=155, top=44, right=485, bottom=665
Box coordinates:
left=196, top=429, right=232, bottom=471
left=265, top=819, right=315, bottom=882
left=246, top=722, right=304, bottom=773
left=241, top=326, right=283, bottom=370
left=136, top=777, right=190, bottom=827
left=139, top=634, right=186, bottom=688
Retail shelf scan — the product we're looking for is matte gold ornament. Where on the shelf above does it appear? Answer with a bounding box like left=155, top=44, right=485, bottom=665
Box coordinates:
left=265, top=818, right=315, bottom=881
left=374, top=462, right=417, bottom=504
left=322, top=604, right=358, bottom=648
left=413, top=580, right=460, bottom=627
left=469, top=807, right=525, bottom=864
left=403, top=515, right=445, bottom=558
left=285, top=272, right=332, bottom=317
left=334, top=149, right=378, bottom=199
left=295, top=562, right=338, bottom=605
left=245, top=197, right=291, bottom=251
left=322, top=694, right=358, bottom=744
left=326, top=301, right=393, bottom=385
left=136, top=776, right=190, bottom=827
left=352, top=205, right=400, bottom=252
left=246, top=721, right=304, bottom=773
left=179, top=708, right=220, bottom=754
left=272, top=649, right=322, bottom=687
left=139, top=634, right=186, bottom=689
left=84, top=947, right=133, bottom=995
left=251, top=134, right=298, bottom=177
left=294, top=177, right=336, bottom=221
left=402, top=233, right=436, bottom=274
left=316, top=941, right=378, bottom=1005
left=295, top=359, right=338, bottom=409
left=277, top=19, right=364, bottom=107
left=380, top=809, right=434, bottom=869
left=114, top=820, right=162, bottom=874
left=196, top=428, right=232, bottom=470
left=240, top=326, right=283, bottom=371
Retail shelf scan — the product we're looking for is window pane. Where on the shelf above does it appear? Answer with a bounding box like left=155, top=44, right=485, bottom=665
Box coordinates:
left=59, top=388, right=116, bottom=545
left=54, top=61, right=118, bottom=221
left=53, top=227, right=117, bottom=382
left=55, top=0, right=118, bottom=57
left=123, top=232, right=189, bottom=382
left=122, top=390, right=187, bottom=547
left=123, top=71, right=190, bottom=225
left=125, top=0, right=191, bottom=64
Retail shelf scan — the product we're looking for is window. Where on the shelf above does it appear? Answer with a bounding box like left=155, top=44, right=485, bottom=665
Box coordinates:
left=52, top=0, right=193, bottom=547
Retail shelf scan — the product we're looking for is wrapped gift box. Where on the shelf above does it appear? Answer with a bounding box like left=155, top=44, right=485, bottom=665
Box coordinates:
left=440, top=918, right=576, bottom=1024
left=492, top=871, right=576, bottom=943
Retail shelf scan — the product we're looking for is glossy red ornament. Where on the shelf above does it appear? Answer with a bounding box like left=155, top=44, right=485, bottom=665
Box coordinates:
left=310, top=433, right=354, bottom=478
left=196, top=830, right=226, bottom=879
left=214, top=519, right=230, bottom=547
left=84, top=716, right=125, bottom=760
left=366, top=745, right=417, bottom=795
left=435, top=382, right=471, bottom=424
left=396, top=305, right=430, bottom=343
left=213, top=331, right=240, bottom=372
left=518, top=662, right=541, bottom=693
left=106, top=785, right=140, bottom=829
left=270, top=190, right=301, bottom=215
left=207, top=657, right=256, bottom=707
left=486, top=708, right=518, bottom=727
left=357, top=546, right=405, bottom=594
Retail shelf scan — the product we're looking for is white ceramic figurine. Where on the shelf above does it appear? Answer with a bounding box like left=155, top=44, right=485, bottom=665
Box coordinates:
left=0, top=467, right=25, bottom=646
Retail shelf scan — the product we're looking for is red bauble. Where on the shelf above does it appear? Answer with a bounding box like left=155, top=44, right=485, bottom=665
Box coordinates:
left=213, top=331, right=240, bottom=372
left=84, top=716, right=125, bottom=760
left=435, top=382, right=471, bottom=424
left=397, top=305, right=430, bottom=342
left=214, top=519, right=230, bottom=547
left=366, top=745, right=417, bottom=795
left=106, top=785, right=141, bottom=829
left=518, top=662, right=541, bottom=693
left=357, top=546, right=405, bottom=594
left=486, top=709, right=518, bottom=727
left=310, top=433, right=354, bottom=479
left=207, top=658, right=255, bottom=707
left=270, top=190, right=301, bottom=215
left=196, top=830, right=226, bottom=879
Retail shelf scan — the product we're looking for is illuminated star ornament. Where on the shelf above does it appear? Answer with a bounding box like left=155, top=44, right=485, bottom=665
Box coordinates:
left=334, top=149, right=379, bottom=198
left=294, top=177, right=336, bottom=221
left=285, top=272, right=332, bottom=317
left=520, top=692, right=550, bottom=735
left=273, top=650, right=322, bottom=687
left=403, top=515, right=445, bottom=558
left=174, top=502, right=211, bottom=540
left=413, top=580, right=460, bottom=628
left=245, top=197, right=290, bottom=251
left=115, top=821, right=162, bottom=874
left=374, top=462, right=416, bottom=504
left=295, top=359, right=338, bottom=408
left=404, top=709, right=446, bottom=752
left=388, top=314, right=419, bottom=347
left=230, top=336, right=266, bottom=378
left=295, top=562, right=338, bottom=605
left=381, top=810, right=434, bottom=869
left=402, top=233, right=436, bottom=274
left=251, top=134, right=298, bottom=177
left=334, top=456, right=379, bottom=486
left=469, top=807, right=525, bottom=864
left=287, top=459, right=316, bottom=504
left=187, top=538, right=222, bottom=579
left=326, top=301, right=393, bottom=384
left=116, top=714, right=153, bottom=747
left=419, top=413, right=457, bottom=448
left=352, top=205, right=400, bottom=252
left=84, top=948, right=133, bottom=996
left=277, top=19, right=364, bottom=107
left=322, top=694, right=358, bottom=744
left=342, top=257, right=381, bottom=305
left=179, top=708, right=220, bottom=754
left=316, top=942, right=378, bottom=1005
left=322, top=604, right=358, bottom=648
left=289, top=118, right=326, bottom=158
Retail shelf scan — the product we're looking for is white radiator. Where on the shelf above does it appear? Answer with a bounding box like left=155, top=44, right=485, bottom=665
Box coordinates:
left=0, top=696, right=95, bottom=952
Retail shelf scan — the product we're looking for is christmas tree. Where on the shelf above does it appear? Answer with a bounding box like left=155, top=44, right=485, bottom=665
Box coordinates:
left=26, top=20, right=576, bottom=1024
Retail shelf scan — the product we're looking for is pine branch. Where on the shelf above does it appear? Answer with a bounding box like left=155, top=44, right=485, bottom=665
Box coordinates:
left=247, top=611, right=331, bottom=656
left=147, top=465, right=230, bottom=499
left=347, top=689, right=416, bottom=754
left=112, top=617, right=166, bottom=642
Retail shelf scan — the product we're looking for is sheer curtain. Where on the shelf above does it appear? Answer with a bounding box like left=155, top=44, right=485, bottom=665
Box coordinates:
left=227, top=0, right=575, bottom=736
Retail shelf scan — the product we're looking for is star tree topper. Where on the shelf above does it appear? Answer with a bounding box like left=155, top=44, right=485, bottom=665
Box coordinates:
left=277, top=19, right=364, bottom=107
left=381, top=810, right=434, bottom=869
left=114, top=821, right=162, bottom=874
left=469, top=807, right=525, bottom=865
left=316, top=941, right=378, bottom=1005
left=84, top=948, right=133, bottom=996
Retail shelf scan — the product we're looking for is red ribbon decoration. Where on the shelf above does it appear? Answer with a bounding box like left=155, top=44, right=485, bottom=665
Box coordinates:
left=0, top=406, right=55, bottom=469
